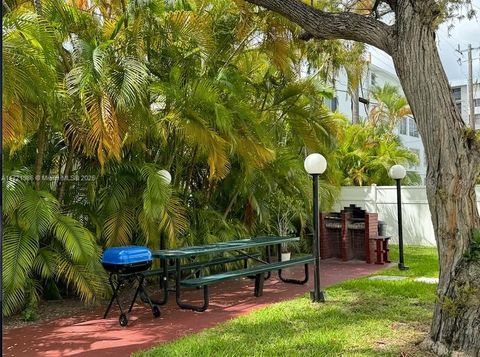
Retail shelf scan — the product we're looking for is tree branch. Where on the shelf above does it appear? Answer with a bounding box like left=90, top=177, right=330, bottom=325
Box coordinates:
left=245, top=0, right=393, bottom=53
left=383, top=0, right=397, bottom=11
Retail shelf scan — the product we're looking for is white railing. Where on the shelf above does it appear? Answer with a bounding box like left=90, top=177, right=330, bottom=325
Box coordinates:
left=332, top=185, right=480, bottom=246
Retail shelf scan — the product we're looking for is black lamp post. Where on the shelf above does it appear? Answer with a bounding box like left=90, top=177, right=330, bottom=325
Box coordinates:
left=157, top=169, right=172, bottom=289
left=388, top=164, right=409, bottom=271
left=304, top=153, right=327, bottom=302
left=157, top=169, right=172, bottom=250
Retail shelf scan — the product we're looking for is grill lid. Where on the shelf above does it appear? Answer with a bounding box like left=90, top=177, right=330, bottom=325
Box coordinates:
left=101, top=246, right=152, bottom=265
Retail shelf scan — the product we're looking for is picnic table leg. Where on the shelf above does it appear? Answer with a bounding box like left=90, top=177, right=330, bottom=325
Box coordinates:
left=264, top=246, right=271, bottom=280
left=175, top=258, right=209, bottom=312
left=254, top=273, right=264, bottom=297
left=277, top=243, right=283, bottom=278
left=279, top=263, right=310, bottom=285
left=159, top=258, right=166, bottom=289
left=146, top=259, right=169, bottom=306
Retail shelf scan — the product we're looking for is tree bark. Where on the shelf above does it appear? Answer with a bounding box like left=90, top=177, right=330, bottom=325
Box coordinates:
left=32, top=0, right=42, bottom=15
left=57, top=144, right=75, bottom=205
left=243, top=0, right=480, bottom=355
left=223, top=191, right=239, bottom=220
left=391, top=2, right=480, bottom=355
left=247, top=0, right=392, bottom=52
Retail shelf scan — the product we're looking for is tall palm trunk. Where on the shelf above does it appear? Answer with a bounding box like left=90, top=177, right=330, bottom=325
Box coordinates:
left=57, top=145, right=75, bottom=205
left=32, top=0, right=42, bottom=15
left=34, top=117, right=47, bottom=190
left=32, top=0, right=45, bottom=190
left=350, top=85, right=360, bottom=124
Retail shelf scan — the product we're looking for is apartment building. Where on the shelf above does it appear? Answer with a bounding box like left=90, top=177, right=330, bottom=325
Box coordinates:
left=327, top=62, right=427, bottom=183
left=450, top=79, right=480, bottom=128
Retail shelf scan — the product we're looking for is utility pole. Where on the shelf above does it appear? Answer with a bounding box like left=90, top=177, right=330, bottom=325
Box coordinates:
left=467, top=45, right=475, bottom=130
left=457, top=44, right=480, bottom=130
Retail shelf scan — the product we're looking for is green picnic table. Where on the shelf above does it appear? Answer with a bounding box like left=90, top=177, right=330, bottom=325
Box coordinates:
left=149, top=236, right=313, bottom=312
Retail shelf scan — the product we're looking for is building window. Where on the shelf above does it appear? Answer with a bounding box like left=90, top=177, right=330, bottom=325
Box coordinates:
left=475, top=114, right=480, bottom=129
left=474, top=98, right=480, bottom=108
left=398, top=117, right=407, bottom=135
left=326, top=97, right=338, bottom=112
left=452, top=87, right=461, bottom=101
left=333, top=97, right=338, bottom=112
left=371, top=73, right=377, bottom=86
left=409, top=117, right=419, bottom=137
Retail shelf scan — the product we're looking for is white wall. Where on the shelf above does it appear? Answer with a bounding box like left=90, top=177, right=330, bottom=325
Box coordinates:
left=332, top=185, right=480, bottom=246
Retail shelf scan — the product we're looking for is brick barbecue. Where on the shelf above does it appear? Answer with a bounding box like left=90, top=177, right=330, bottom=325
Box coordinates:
left=319, top=204, right=378, bottom=263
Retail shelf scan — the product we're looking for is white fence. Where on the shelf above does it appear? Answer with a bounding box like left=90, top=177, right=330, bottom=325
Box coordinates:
left=332, top=185, right=480, bottom=246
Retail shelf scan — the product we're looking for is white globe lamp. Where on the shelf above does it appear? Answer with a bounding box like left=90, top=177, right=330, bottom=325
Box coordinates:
left=304, top=153, right=327, bottom=175
left=157, top=169, right=172, bottom=185
left=388, top=164, right=406, bottom=180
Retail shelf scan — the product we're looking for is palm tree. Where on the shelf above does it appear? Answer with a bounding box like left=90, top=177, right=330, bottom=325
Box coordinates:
left=2, top=171, right=108, bottom=315
left=2, top=11, right=56, bottom=151
left=368, top=83, right=412, bottom=132
left=2, top=0, right=357, bottom=317
left=337, top=123, right=421, bottom=186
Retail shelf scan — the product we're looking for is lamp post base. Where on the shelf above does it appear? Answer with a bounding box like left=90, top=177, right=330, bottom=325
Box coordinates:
left=398, top=263, right=409, bottom=271
left=310, top=290, right=326, bottom=303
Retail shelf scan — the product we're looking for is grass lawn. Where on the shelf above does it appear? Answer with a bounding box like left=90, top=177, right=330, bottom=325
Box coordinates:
left=135, top=245, right=439, bottom=357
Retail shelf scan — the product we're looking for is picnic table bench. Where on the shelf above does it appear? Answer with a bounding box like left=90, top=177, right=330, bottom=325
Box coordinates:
left=151, top=236, right=314, bottom=312
left=142, top=253, right=262, bottom=278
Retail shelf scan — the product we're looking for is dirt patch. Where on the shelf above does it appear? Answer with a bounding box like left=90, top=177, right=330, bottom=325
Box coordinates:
left=4, top=299, right=103, bottom=330
left=373, top=321, right=435, bottom=356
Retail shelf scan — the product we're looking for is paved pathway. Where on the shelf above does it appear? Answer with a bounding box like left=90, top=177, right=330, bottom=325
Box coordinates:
left=369, top=275, right=439, bottom=284
left=4, top=260, right=389, bottom=357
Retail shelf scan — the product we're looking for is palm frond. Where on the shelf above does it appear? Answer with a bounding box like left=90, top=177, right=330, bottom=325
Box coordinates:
left=55, top=252, right=108, bottom=303
left=17, top=188, right=58, bottom=236
left=52, top=214, right=96, bottom=263
left=2, top=226, right=39, bottom=315
left=103, top=207, right=137, bottom=247
left=32, top=247, right=57, bottom=279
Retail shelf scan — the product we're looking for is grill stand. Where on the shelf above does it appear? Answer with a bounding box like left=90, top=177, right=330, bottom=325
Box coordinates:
left=103, top=273, right=160, bottom=326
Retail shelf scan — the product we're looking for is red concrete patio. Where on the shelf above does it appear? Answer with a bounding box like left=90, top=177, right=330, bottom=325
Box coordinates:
left=4, top=260, right=389, bottom=357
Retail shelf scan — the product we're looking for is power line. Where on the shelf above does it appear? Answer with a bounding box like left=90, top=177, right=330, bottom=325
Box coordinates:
left=438, top=32, right=461, bottom=53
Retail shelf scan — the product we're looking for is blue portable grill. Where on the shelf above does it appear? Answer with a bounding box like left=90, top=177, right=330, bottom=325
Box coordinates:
left=101, top=246, right=160, bottom=326
left=102, top=246, right=153, bottom=274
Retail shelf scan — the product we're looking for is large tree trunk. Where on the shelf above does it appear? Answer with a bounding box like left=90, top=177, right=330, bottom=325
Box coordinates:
left=391, top=3, right=480, bottom=355
left=243, top=0, right=480, bottom=355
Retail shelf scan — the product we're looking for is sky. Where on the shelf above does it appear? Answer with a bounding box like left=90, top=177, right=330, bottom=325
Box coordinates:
left=370, top=0, right=480, bottom=83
